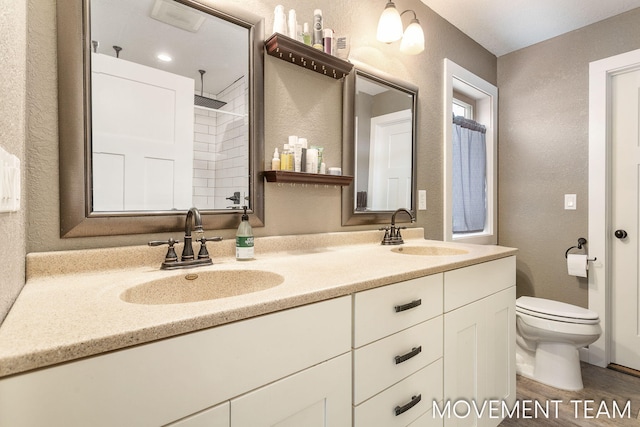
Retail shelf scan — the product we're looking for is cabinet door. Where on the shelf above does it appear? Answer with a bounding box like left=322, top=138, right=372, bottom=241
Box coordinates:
left=230, top=353, right=351, bottom=427
left=443, top=297, right=488, bottom=427
left=443, top=287, right=515, bottom=427
left=485, top=287, right=516, bottom=412
left=166, top=402, right=229, bottom=427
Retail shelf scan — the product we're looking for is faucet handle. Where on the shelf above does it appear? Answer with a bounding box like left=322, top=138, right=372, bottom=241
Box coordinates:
left=148, top=238, right=179, bottom=263
left=379, top=226, right=393, bottom=245
left=196, top=236, right=223, bottom=260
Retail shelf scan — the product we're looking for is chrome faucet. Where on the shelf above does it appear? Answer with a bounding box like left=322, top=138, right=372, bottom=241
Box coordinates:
left=380, top=208, right=416, bottom=245
left=148, top=207, right=222, bottom=270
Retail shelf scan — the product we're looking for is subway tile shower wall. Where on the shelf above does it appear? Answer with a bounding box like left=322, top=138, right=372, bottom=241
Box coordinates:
left=193, top=76, right=249, bottom=209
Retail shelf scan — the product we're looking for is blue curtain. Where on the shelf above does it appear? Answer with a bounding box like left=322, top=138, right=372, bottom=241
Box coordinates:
left=452, top=116, right=486, bottom=233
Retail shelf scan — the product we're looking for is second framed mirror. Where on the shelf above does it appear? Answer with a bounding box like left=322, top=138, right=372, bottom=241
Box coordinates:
left=342, top=63, right=418, bottom=225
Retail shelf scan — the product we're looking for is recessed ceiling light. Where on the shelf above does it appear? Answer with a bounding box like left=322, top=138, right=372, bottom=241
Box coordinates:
left=157, top=53, right=172, bottom=62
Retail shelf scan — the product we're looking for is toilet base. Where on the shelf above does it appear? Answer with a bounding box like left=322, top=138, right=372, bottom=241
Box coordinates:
left=517, top=342, right=584, bottom=391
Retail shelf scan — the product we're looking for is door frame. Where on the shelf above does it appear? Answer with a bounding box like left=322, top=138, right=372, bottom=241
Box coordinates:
left=588, top=48, right=640, bottom=368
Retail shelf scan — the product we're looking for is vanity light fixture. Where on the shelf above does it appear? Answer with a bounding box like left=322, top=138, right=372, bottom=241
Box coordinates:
left=376, top=1, right=425, bottom=55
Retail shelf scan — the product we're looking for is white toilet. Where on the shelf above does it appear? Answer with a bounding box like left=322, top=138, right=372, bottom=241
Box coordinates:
left=515, top=296, right=601, bottom=391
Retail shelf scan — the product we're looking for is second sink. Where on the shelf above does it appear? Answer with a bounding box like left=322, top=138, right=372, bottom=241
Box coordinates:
left=391, top=246, right=469, bottom=256
left=121, top=270, right=284, bottom=305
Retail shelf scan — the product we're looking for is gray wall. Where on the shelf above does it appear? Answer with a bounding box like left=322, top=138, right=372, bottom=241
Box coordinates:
left=0, top=0, right=496, bottom=323
left=23, top=0, right=495, bottom=250
left=497, top=8, right=640, bottom=308
left=0, top=0, right=27, bottom=323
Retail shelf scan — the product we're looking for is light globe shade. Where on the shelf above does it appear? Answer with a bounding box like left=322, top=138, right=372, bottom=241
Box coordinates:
left=376, top=2, right=403, bottom=43
left=400, top=19, right=425, bottom=54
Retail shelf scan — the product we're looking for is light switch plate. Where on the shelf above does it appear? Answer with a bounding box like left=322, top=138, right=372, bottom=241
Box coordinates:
left=418, top=190, right=427, bottom=210
left=564, top=194, right=576, bottom=210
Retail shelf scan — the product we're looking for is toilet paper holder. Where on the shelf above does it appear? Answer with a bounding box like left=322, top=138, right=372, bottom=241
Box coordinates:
left=565, top=237, right=597, bottom=261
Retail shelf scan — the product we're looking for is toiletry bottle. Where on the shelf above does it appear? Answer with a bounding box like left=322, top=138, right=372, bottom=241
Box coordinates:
left=289, top=135, right=302, bottom=172
left=313, top=146, right=324, bottom=173
left=299, top=137, right=308, bottom=171
left=323, top=28, right=333, bottom=55
left=306, top=148, right=318, bottom=174
left=236, top=206, right=254, bottom=260
left=334, top=35, right=350, bottom=59
left=288, top=9, right=297, bottom=39
left=281, top=144, right=293, bottom=171
left=312, top=9, right=323, bottom=50
left=273, top=5, right=287, bottom=35
left=302, top=23, right=312, bottom=45
left=271, top=147, right=281, bottom=171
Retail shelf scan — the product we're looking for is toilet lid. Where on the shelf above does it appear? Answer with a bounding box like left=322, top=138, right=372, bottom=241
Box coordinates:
left=516, top=296, right=599, bottom=322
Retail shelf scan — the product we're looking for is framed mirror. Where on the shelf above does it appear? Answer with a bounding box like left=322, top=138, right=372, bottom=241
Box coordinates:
left=342, top=63, right=418, bottom=225
left=57, top=0, right=264, bottom=237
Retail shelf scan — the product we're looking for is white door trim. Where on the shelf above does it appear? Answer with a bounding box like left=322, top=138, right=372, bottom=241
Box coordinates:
left=588, top=48, right=640, bottom=368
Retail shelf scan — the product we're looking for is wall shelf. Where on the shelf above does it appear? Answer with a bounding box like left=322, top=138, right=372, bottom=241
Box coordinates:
left=263, top=170, right=353, bottom=186
left=265, top=33, right=353, bottom=80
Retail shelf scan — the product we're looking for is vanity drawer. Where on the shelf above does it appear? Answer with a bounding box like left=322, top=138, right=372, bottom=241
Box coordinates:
left=444, top=256, right=515, bottom=312
left=353, top=274, right=443, bottom=348
left=353, top=316, right=443, bottom=404
left=354, top=358, right=443, bottom=427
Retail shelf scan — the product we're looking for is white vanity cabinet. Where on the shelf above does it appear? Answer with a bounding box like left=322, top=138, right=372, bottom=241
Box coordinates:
left=353, top=274, right=444, bottom=427
left=0, top=296, right=352, bottom=427
left=442, top=256, right=517, bottom=427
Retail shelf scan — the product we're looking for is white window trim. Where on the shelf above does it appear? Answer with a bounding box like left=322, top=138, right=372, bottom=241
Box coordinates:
left=443, top=59, right=498, bottom=244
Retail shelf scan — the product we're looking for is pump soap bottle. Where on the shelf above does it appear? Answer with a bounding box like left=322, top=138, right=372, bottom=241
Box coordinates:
left=236, top=206, right=254, bottom=260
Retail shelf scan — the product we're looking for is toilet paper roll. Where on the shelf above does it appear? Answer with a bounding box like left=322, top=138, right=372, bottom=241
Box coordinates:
left=567, top=254, right=588, bottom=277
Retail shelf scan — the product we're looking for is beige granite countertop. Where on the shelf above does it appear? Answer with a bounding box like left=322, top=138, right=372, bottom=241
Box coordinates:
left=0, top=229, right=516, bottom=378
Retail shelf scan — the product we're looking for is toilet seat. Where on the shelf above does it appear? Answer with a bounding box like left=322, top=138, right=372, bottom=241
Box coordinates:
left=516, top=296, right=599, bottom=325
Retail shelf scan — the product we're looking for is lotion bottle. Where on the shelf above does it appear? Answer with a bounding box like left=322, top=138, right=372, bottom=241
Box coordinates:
left=236, top=206, right=254, bottom=260
left=271, top=147, right=281, bottom=170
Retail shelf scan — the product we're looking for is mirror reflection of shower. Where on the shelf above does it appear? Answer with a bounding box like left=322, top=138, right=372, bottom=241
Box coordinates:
left=89, top=0, right=250, bottom=212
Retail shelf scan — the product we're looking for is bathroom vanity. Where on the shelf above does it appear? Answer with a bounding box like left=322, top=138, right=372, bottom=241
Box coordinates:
left=0, top=230, right=516, bottom=427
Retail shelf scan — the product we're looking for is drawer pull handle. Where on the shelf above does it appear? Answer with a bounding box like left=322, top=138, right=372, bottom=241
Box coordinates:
left=395, top=394, right=422, bottom=416
left=394, top=299, right=422, bottom=313
left=394, top=346, right=422, bottom=364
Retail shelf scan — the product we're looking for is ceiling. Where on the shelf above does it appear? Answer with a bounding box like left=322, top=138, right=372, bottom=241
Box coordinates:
left=420, top=0, right=640, bottom=56
left=91, top=0, right=248, bottom=95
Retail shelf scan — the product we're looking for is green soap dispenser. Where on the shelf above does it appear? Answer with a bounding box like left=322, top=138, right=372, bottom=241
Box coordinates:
left=236, top=206, right=254, bottom=260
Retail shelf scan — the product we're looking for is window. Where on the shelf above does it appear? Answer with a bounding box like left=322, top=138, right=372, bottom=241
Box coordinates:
left=452, top=98, right=473, bottom=119
left=443, top=59, right=497, bottom=244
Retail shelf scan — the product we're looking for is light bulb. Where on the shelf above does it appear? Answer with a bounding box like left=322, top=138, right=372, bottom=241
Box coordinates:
left=399, top=19, right=424, bottom=55
left=376, top=1, right=403, bottom=43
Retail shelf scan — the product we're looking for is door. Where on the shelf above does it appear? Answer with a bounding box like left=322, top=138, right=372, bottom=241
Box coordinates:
left=369, top=109, right=412, bottom=210
left=610, top=66, right=640, bottom=371
left=91, top=53, right=194, bottom=211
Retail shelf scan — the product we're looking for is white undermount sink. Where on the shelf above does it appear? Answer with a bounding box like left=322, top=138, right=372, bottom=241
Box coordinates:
left=391, top=245, right=469, bottom=256
left=120, top=270, right=284, bottom=305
